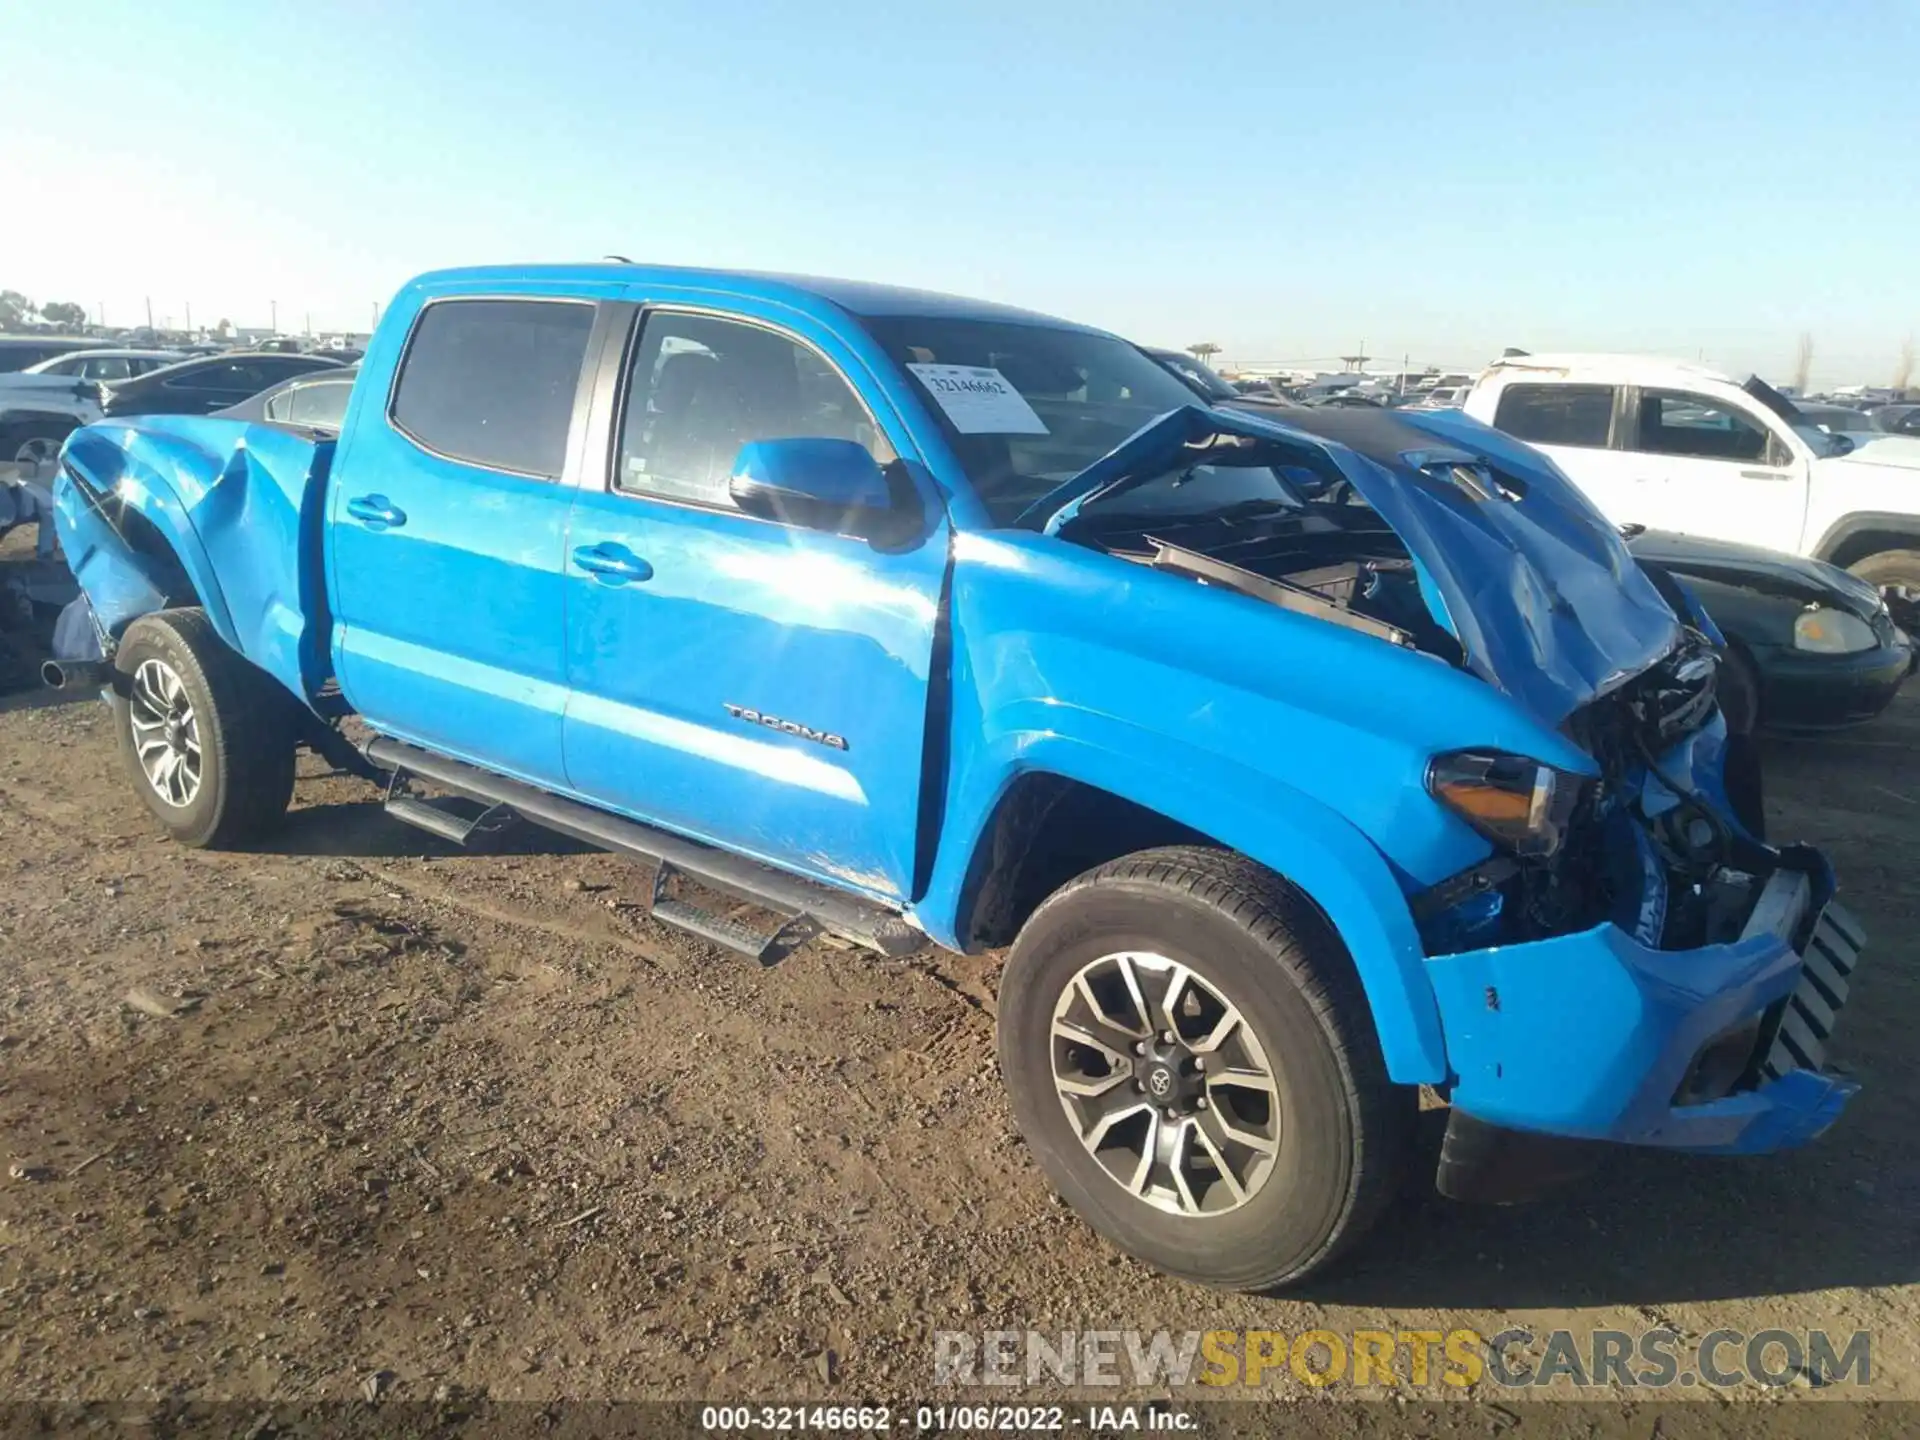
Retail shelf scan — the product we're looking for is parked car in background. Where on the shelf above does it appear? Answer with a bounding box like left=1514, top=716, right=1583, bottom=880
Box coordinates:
left=0, top=336, right=103, bottom=373
left=1872, top=403, right=1920, bottom=438
left=48, top=264, right=1867, bottom=1290
left=1625, top=529, right=1913, bottom=732
left=1465, top=354, right=1920, bottom=593
left=23, top=348, right=185, bottom=382
left=1793, top=402, right=1881, bottom=437
left=99, top=352, right=342, bottom=419
left=0, top=368, right=113, bottom=466
left=213, top=365, right=359, bottom=430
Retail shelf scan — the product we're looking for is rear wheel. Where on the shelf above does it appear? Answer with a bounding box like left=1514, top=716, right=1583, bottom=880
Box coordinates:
left=110, top=609, right=297, bottom=847
left=4, top=420, right=73, bottom=469
left=997, top=846, right=1412, bottom=1291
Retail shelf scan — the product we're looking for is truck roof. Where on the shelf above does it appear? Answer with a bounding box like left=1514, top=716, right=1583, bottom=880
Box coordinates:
left=1480, top=352, right=1740, bottom=388
left=409, top=262, right=1105, bottom=333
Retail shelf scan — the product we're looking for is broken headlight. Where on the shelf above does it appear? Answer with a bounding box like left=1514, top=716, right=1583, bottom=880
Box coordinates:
left=1426, top=749, right=1585, bottom=858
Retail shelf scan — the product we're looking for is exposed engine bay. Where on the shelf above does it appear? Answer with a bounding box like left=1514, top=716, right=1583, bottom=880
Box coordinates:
left=1064, top=500, right=1468, bottom=666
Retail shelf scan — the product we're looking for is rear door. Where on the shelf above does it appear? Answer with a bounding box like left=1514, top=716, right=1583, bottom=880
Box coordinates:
left=559, top=297, right=948, bottom=901
left=1626, top=388, right=1810, bottom=551
left=1487, top=381, right=1653, bottom=523
left=327, top=293, right=605, bottom=786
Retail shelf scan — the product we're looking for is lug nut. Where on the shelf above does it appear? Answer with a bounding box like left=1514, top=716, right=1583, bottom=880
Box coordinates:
left=1195, top=1097, right=1210, bottom=1110
left=1160, top=1030, right=1175, bottom=1044
left=1192, top=1057, right=1205, bottom=1072
left=1133, top=1079, right=1145, bottom=1092
left=1133, top=1040, right=1148, bottom=1056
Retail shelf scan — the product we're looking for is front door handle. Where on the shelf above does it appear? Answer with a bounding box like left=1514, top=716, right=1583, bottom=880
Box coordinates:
left=346, top=494, right=407, bottom=528
left=1740, top=469, right=1791, bottom=482
left=572, top=542, right=653, bottom=584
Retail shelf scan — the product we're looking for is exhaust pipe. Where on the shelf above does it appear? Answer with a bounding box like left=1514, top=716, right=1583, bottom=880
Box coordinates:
left=41, top=658, right=116, bottom=691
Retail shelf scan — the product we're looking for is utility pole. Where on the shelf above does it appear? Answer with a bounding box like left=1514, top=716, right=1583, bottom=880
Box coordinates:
left=371, top=300, right=380, bottom=332
left=304, top=312, right=311, bottom=338
left=185, top=301, right=192, bottom=334
left=97, top=302, right=105, bottom=327
left=145, top=296, right=154, bottom=332
left=270, top=299, right=278, bottom=333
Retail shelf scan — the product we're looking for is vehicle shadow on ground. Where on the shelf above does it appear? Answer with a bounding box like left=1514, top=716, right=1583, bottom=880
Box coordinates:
left=267, top=797, right=597, bottom=860
left=1301, top=1107, right=1916, bottom=1307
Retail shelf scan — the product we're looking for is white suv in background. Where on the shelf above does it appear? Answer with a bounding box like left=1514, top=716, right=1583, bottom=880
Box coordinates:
left=1464, top=354, right=1920, bottom=592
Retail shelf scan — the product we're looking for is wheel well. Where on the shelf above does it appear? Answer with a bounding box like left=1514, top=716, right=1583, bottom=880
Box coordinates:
left=955, top=774, right=1211, bottom=950
left=1819, top=526, right=1920, bottom=571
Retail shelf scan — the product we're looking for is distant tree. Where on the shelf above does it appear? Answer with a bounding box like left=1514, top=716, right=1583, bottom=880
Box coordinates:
left=0, top=290, right=31, bottom=330
left=216, top=317, right=233, bottom=338
left=1896, top=337, right=1915, bottom=393
left=40, top=301, right=87, bottom=330
left=1186, top=342, right=1222, bottom=364
left=1792, top=332, right=1814, bottom=392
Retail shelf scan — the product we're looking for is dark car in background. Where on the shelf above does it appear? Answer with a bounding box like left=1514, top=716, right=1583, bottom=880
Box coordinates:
left=1794, top=402, right=1881, bottom=438
left=1872, top=403, right=1920, bottom=438
left=100, top=353, right=342, bottom=419
left=1627, top=530, right=1913, bottom=732
left=212, top=364, right=358, bottom=430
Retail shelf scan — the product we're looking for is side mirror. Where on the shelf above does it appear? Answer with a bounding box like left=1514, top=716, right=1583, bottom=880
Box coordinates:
left=727, top=438, right=919, bottom=543
left=1828, top=432, right=1856, bottom=456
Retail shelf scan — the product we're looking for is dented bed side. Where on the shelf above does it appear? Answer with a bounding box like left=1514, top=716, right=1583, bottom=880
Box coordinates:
left=52, top=418, right=335, bottom=706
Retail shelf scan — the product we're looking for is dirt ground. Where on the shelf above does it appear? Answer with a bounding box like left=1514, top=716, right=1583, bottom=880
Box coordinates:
left=2, top=526, right=1918, bottom=1420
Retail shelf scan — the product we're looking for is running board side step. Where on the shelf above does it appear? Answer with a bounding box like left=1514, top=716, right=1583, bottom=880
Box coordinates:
left=365, top=736, right=924, bottom=960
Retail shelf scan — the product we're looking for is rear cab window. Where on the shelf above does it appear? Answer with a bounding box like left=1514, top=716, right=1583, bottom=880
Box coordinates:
left=1492, top=383, right=1617, bottom=448
left=389, top=298, right=596, bottom=476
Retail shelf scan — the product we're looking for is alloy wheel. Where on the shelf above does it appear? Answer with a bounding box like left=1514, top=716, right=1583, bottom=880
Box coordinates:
left=1050, top=950, right=1280, bottom=1217
left=128, top=658, right=203, bottom=808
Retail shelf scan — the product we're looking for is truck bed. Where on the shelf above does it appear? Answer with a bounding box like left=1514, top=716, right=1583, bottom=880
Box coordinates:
left=56, top=416, right=336, bottom=703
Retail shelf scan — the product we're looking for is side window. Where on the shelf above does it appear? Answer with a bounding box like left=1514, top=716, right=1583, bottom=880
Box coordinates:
left=1493, top=383, right=1616, bottom=448
left=285, top=379, right=353, bottom=430
left=615, top=311, right=886, bottom=509
left=1636, top=390, right=1772, bottom=463
left=80, top=357, right=134, bottom=381
left=390, top=299, right=596, bottom=477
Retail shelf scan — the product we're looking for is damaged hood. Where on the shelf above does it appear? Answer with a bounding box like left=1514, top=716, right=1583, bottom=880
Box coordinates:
left=1023, top=403, right=1682, bottom=723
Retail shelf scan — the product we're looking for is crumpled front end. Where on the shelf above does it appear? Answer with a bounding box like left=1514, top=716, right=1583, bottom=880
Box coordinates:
left=1415, top=641, right=1864, bottom=1178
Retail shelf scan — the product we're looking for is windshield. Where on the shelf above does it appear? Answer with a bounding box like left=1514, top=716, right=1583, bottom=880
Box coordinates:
left=863, top=315, right=1309, bottom=525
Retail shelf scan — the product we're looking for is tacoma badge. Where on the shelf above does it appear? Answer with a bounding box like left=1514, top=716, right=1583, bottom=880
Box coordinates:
left=723, top=703, right=849, bottom=751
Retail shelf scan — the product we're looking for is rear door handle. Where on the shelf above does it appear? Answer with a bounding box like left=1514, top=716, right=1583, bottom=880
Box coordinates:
left=572, top=542, right=653, bottom=584
left=346, top=494, right=407, bottom=528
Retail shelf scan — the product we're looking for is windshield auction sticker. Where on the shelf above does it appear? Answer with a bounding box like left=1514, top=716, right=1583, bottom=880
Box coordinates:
left=907, top=364, right=1050, bottom=435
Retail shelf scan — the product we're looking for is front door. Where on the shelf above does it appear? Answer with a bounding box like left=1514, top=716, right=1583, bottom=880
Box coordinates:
left=1627, top=388, right=1811, bottom=551
left=328, top=293, right=603, bottom=787
left=560, top=300, right=947, bottom=900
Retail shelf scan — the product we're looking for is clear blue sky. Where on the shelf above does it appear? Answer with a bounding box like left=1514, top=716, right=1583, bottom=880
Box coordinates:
left=5, top=0, right=1915, bottom=384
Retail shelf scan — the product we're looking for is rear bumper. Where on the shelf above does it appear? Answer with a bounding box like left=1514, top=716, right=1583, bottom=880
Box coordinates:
left=1426, top=856, right=1862, bottom=1157
left=1758, top=638, right=1912, bottom=730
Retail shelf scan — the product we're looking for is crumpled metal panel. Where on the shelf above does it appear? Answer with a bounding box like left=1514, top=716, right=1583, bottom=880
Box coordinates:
left=54, top=418, right=334, bottom=702
left=1022, top=402, right=1682, bottom=725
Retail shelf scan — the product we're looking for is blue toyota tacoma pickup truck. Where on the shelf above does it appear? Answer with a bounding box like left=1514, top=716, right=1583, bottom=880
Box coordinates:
left=45, top=264, right=1864, bottom=1290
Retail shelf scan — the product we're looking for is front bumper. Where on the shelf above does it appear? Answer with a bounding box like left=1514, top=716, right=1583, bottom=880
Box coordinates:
left=1426, top=854, right=1863, bottom=1157
left=1758, top=636, right=1913, bottom=730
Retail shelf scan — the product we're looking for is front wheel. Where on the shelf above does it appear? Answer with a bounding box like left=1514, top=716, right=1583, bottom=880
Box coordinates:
left=1847, top=548, right=1920, bottom=601
left=110, top=609, right=298, bottom=848
left=997, top=846, right=1412, bottom=1291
